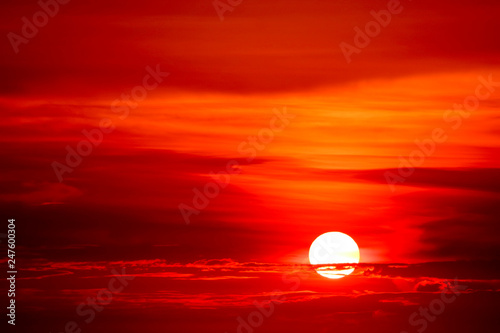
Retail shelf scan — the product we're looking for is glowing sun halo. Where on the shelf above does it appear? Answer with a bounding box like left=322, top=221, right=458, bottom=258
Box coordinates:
left=309, top=232, right=360, bottom=279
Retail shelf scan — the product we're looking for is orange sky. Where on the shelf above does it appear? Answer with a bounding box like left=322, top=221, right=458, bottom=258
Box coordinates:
left=1, top=1, right=500, bottom=331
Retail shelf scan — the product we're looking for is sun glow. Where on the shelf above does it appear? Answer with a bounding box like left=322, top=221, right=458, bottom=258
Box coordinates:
left=309, top=232, right=360, bottom=279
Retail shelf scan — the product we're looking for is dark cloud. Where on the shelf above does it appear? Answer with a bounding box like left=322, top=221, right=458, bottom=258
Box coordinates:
left=417, top=217, right=500, bottom=260
left=13, top=258, right=500, bottom=332
left=359, top=261, right=500, bottom=280
left=355, top=167, right=500, bottom=193
left=1, top=0, right=499, bottom=96
left=414, top=279, right=448, bottom=292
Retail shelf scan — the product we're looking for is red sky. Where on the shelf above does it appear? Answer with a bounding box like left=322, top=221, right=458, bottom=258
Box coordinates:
left=1, top=0, right=500, bottom=332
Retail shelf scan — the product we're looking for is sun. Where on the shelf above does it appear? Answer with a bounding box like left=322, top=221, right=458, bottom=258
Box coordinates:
left=309, top=232, right=360, bottom=279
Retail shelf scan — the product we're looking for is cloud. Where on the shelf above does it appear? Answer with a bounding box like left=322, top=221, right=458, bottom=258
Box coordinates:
left=414, top=279, right=449, bottom=292
left=355, top=168, right=500, bottom=193
left=19, top=258, right=500, bottom=285
left=12, top=257, right=500, bottom=333
left=0, top=181, right=82, bottom=204
left=2, top=0, right=500, bottom=97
